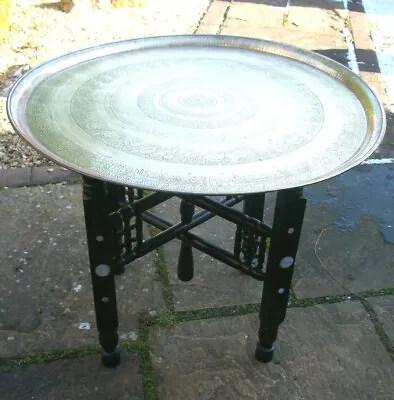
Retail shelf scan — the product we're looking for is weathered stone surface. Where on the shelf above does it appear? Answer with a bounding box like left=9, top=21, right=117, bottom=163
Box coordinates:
left=0, top=167, right=80, bottom=188
left=288, top=0, right=346, bottom=32
left=293, top=164, right=394, bottom=298
left=293, top=205, right=345, bottom=297
left=111, top=0, right=148, bottom=8
left=290, top=0, right=344, bottom=12
left=225, top=3, right=285, bottom=28
left=220, top=26, right=347, bottom=50
left=0, top=353, right=144, bottom=400
left=58, top=0, right=148, bottom=13
left=30, top=166, right=80, bottom=187
left=350, top=10, right=376, bottom=52
left=149, top=302, right=394, bottom=399
left=376, top=110, right=394, bottom=158
left=158, top=163, right=394, bottom=305
left=156, top=195, right=276, bottom=311
left=360, top=71, right=390, bottom=106
left=0, top=184, right=165, bottom=357
left=196, top=0, right=229, bottom=35
left=58, top=0, right=114, bottom=13
left=368, top=295, right=394, bottom=345
left=0, top=167, right=31, bottom=187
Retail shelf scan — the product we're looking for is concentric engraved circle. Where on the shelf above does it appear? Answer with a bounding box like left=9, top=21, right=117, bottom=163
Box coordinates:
left=7, top=35, right=385, bottom=194
left=133, top=79, right=257, bottom=129
left=68, top=59, right=324, bottom=166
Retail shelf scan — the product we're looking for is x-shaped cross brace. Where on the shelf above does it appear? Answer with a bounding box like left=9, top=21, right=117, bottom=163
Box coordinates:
left=82, top=176, right=306, bottom=367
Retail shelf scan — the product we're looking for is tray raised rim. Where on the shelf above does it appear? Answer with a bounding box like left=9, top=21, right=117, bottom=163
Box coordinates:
left=6, top=34, right=386, bottom=194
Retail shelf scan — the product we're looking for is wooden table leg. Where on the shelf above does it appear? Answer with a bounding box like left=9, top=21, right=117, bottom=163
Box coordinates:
left=255, top=187, right=306, bottom=363
left=82, top=176, right=120, bottom=367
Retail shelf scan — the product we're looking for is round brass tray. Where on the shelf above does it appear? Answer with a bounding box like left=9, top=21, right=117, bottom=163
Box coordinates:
left=7, top=35, right=386, bottom=194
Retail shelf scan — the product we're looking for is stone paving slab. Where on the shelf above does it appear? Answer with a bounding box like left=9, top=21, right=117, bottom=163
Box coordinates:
left=154, top=195, right=275, bottom=311
left=0, top=184, right=165, bottom=358
left=288, top=0, right=346, bottom=33
left=0, top=166, right=79, bottom=188
left=226, top=2, right=285, bottom=28
left=362, top=0, right=394, bottom=113
left=220, top=24, right=347, bottom=50
left=149, top=301, right=394, bottom=400
left=360, top=71, right=390, bottom=106
left=195, top=0, right=230, bottom=35
left=350, top=9, right=376, bottom=52
left=221, top=0, right=347, bottom=51
left=155, top=165, right=394, bottom=304
left=380, top=111, right=394, bottom=157
left=294, top=164, right=394, bottom=298
left=0, top=352, right=143, bottom=400
left=368, top=295, right=394, bottom=345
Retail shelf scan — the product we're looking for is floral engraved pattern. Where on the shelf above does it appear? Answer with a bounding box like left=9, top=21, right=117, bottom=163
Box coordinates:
left=19, top=38, right=373, bottom=194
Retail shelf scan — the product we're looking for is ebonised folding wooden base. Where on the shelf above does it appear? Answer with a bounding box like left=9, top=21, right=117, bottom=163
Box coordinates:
left=82, top=176, right=306, bottom=367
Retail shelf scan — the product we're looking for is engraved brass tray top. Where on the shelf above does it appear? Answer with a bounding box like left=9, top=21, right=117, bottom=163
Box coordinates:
left=7, top=35, right=386, bottom=194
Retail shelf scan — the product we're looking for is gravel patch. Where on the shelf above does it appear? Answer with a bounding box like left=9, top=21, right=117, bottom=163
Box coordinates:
left=0, top=0, right=210, bottom=169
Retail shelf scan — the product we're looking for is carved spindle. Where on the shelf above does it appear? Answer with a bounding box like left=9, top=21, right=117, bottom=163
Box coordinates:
left=242, top=193, right=265, bottom=268
left=177, top=199, right=195, bottom=282
left=234, top=224, right=243, bottom=259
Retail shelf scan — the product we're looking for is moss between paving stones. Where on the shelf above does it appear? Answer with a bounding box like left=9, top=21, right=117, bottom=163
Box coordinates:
left=360, top=288, right=394, bottom=297
left=193, top=0, right=212, bottom=34
left=360, top=298, right=394, bottom=361
left=1, top=190, right=393, bottom=397
left=1, top=286, right=393, bottom=398
left=123, top=321, right=158, bottom=400
left=148, top=225, right=175, bottom=312
left=218, top=3, right=231, bottom=34
left=154, top=245, right=175, bottom=311
left=0, top=346, right=100, bottom=370
left=155, top=303, right=261, bottom=326
left=64, top=176, right=83, bottom=185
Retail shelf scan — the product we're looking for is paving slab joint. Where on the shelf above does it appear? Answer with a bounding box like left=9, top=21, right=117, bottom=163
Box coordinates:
left=307, top=228, right=394, bottom=357
left=127, top=321, right=158, bottom=400
left=193, top=0, right=214, bottom=34
left=0, top=347, right=101, bottom=371
left=218, top=3, right=231, bottom=34
left=1, top=288, right=393, bottom=397
left=283, top=0, right=290, bottom=28
left=360, top=298, right=394, bottom=361
left=344, top=15, right=353, bottom=39
left=148, top=225, right=175, bottom=312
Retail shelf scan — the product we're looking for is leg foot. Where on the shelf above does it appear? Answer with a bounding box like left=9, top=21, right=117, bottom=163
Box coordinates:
left=255, top=342, right=274, bottom=363
left=83, top=177, right=121, bottom=368
left=101, top=344, right=121, bottom=368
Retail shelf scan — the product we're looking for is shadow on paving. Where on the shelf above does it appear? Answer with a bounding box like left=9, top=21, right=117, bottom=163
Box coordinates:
left=379, top=110, right=394, bottom=156
left=291, top=0, right=364, bottom=13
left=0, top=353, right=144, bottom=400
left=311, top=48, right=393, bottom=157
left=154, top=164, right=394, bottom=308
left=294, top=163, right=394, bottom=298
left=313, top=48, right=381, bottom=73
left=232, top=0, right=288, bottom=7
left=231, top=0, right=364, bottom=13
